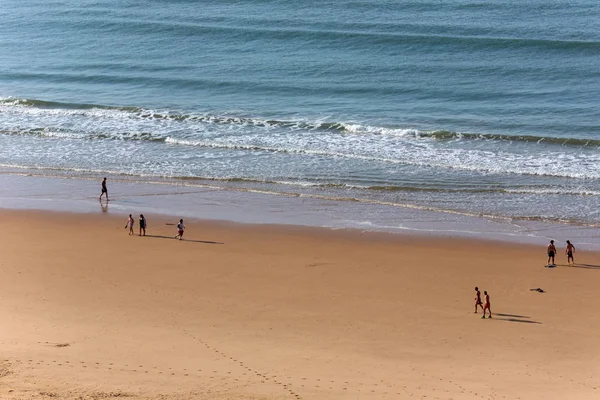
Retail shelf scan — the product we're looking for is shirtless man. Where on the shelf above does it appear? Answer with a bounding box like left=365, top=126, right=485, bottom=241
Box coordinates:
left=99, top=177, right=109, bottom=201
left=547, top=240, right=556, bottom=266
left=565, top=240, right=575, bottom=265
left=474, top=287, right=483, bottom=314
left=482, top=291, right=492, bottom=319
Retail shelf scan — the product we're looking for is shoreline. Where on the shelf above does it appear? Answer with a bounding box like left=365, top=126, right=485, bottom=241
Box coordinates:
left=2, top=171, right=599, bottom=250
left=0, top=207, right=559, bottom=252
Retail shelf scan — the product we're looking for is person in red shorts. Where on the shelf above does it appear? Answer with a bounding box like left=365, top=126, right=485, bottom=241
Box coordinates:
left=175, top=219, right=185, bottom=240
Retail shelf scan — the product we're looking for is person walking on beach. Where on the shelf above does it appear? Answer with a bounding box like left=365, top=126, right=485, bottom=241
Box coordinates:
left=139, top=214, right=147, bottom=236
left=175, top=218, right=185, bottom=240
left=547, top=240, right=556, bottom=266
left=99, top=177, right=109, bottom=201
left=125, top=214, right=134, bottom=235
left=565, top=240, right=575, bottom=265
left=474, top=287, right=483, bottom=314
left=482, top=291, right=492, bottom=319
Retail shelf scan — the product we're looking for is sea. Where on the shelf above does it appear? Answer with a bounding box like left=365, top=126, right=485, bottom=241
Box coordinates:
left=1, top=0, right=599, bottom=246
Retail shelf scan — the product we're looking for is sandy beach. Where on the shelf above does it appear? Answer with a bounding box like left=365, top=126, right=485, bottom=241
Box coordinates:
left=0, top=209, right=599, bottom=399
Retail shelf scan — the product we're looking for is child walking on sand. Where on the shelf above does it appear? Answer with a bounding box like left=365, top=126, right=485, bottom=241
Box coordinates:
left=175, top=219, right=185, bottom=240
left=474, top=287, right=483, bottom=314
left=125, top=214, right=134, bottom=235
left=482, top=291, right=492, bottom=319
left=565, top=240, right=575, bottom=265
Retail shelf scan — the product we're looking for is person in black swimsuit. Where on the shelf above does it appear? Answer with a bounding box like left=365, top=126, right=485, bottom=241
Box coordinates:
left=99, top=177, right=109, bottom=201
left=547, top=240, right=556, bottom=266
left=139, top=214, right=147, bottom=236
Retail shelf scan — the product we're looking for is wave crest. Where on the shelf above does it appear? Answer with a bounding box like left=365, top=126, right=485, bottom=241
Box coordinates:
left=2, top=96, right=598, bottom=147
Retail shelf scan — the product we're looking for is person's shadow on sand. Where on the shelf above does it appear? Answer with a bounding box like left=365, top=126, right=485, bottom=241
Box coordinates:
left=144, top=235, right=224, bottom=245
left=564, top=264, right=600, bottom=269
left=495, top=313, right=541, bottom=324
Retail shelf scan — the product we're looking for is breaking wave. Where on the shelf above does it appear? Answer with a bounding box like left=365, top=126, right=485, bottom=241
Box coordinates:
left=1, top=97, right=599, bottom=147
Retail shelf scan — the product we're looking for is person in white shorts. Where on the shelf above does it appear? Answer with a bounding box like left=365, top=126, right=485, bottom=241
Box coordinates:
left=125, top=214, right=134, bottom=236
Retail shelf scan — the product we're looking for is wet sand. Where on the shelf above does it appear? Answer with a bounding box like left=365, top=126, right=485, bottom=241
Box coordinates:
left=0, top=210, right=599, bottom=399
left=2, top=172, right=599, bottom=249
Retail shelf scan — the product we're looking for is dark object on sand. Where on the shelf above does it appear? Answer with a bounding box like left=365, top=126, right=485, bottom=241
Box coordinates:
left=530, top=288, right=545, bottom=293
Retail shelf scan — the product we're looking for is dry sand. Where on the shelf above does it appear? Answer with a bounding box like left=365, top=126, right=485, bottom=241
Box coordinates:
left=0, top=209, right=599, bottom=400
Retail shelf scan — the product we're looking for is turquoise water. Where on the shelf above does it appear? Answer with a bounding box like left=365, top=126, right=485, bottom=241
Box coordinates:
left=1, top=0, right=599, bottom=230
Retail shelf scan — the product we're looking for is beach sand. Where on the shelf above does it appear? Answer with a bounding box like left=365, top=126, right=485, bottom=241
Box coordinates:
left=0, top=210, right=599, bottom=399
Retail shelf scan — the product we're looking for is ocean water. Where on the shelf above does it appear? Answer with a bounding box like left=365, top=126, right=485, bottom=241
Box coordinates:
left=1, top=0, right=599, bottom=238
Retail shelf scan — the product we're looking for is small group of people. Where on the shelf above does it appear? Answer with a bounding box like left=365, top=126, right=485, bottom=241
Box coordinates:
left=547, top=240, right=575, bottom=266
left=473, top=239, right=578, bottom=319
left=474, top=287, right=492, bottom=319
left=102, top=178, right=186, bottom=240
left=125, top=214, right=147, bottom=236
left=124, top=214, right=185, bottom=240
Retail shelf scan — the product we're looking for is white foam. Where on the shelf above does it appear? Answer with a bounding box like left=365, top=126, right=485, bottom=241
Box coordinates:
left=2, top=99, right=600, bottom=181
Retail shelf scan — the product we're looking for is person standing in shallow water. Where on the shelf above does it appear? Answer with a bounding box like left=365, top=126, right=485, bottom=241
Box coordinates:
left=565, top=240, right=575, bottom=265
left=139, top=214, right=147, bottom=236
left=547, top=240, right=556, bottom=266
left=99, top=177, right=109, bottom=201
